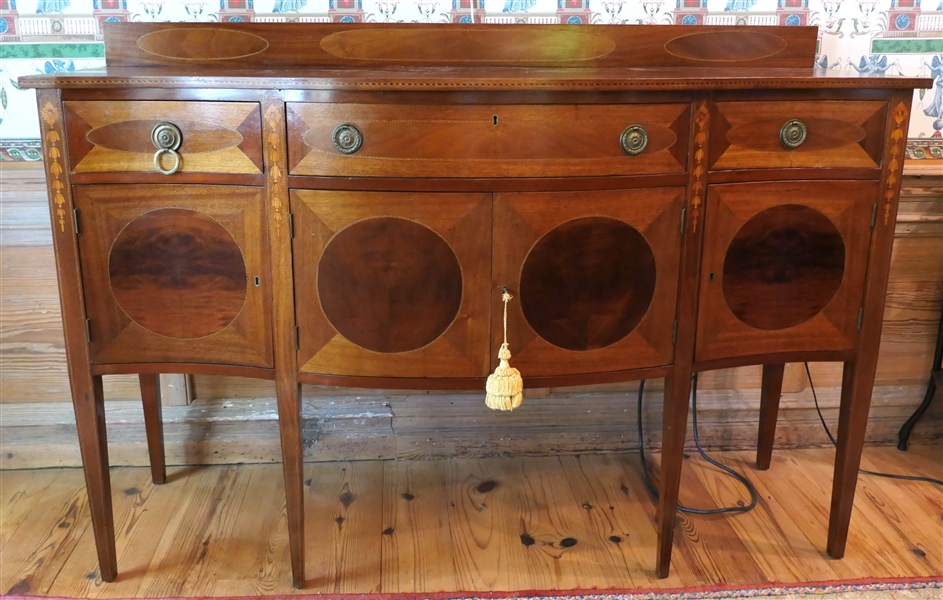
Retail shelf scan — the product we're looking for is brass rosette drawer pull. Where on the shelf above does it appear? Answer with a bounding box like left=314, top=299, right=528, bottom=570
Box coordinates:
left=332, top=123, right=363, bottom=155
left=151, top=121, right=182, bottom=175
left=620, top=124, right=648, bottom=156
left=780, top=119, right=807, bottom=149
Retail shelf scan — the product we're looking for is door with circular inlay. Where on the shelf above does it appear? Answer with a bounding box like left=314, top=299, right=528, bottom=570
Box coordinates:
left=694, top=180, right=877, bottom=364
left=291, top=190, right=492, bottom=379
left=492, top=188, right=684, bottom=378
left=73, top=184, right=273, bottom=368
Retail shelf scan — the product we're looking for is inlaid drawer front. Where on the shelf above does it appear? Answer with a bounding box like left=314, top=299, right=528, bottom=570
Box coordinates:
left=287, top=103, right=690, bottom=178
left=73, top=184, right=274, bottom=368
left=64, top=101, right=263, bottom=175
left=708, top=101, right=887, bottom=171
left=292, top=190, right=491, bottom=379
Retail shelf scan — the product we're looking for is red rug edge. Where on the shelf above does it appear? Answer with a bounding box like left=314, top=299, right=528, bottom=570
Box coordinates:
left=3, top=575, right=941, bottom=600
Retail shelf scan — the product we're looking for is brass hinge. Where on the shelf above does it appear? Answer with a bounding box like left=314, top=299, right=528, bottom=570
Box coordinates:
left=84, top=318, right=92, bottom=343
left=295, top=326, right=300, bottom=350
left=73, top=209, right=80, bottom=235
left=857, top=307, right=865, bottom=331
left=870, top=203, right=877, bottom=228
left=288, top=212, right=295, bottom=239
left=672, top=320, right=678, bottom=344
left=680, top=206, right=686, bottom=236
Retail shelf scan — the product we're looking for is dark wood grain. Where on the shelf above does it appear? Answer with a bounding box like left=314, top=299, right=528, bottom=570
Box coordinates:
left=695, top=180, right=876, bottom=364
left=318, top=217, right=463, bottom=354
left=722, top=204, right=846, bottom=331
left=109, top=209, right=248, bottom=339
left=293, top=190, right=492, bottom=379
left=520, top=217, right=656, bottom=352
left=138, top=374, right=166, bottom=485
left=73, top=184, right=273, bottom=368
left=493, top=188, right=682, bottom=377
left=756, top=363, right=785, bottom=470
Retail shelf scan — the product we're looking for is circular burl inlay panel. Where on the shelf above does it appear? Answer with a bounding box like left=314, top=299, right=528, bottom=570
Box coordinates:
left=318, top=217, right=462, bottom=354
left=723, top=204, right=845, bottom=331
left=109, top=209, right=247, bottom=339
left=520, top=217, right=656, bottom=352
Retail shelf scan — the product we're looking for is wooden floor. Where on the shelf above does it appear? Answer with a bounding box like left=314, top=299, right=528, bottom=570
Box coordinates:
left=1, top=446, right=940, bottom=597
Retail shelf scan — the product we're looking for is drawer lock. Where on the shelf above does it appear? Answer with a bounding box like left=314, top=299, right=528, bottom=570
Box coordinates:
left=620, top=124, right=648, bottom=156
left=151, top=121, right=182, bottom=175
left=780, top=119, right=807, bottom=150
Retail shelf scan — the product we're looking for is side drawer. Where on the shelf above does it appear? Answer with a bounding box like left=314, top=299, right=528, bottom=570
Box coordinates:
left=287, top=103, right=690, bottom=178
left=64, top=101, right=263, bottom=175
left=708, top=100, right=887, bottom=171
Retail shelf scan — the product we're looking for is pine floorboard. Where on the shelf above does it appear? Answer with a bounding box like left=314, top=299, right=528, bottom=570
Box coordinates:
left=0, top=446, right=940, bottom=596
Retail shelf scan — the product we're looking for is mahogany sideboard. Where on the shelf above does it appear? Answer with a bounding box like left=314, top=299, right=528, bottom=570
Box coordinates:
left=20, top=23, right=931, bottom=588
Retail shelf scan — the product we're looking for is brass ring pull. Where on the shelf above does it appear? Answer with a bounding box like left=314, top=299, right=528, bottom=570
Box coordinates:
left=153, top=148, right=181, bottom=175
left=151, top=121, right=182, bottom=175
left=332, top=123, right=363, bottom=155
left=620, top=124, right=648, bottom=156
left=780, top=119, right=807, bottom=150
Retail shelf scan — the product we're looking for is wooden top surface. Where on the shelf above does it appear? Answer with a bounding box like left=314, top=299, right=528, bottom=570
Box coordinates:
left=18, top=23, right=931, bottom=91
left=19, top=66, right=931, bottom=92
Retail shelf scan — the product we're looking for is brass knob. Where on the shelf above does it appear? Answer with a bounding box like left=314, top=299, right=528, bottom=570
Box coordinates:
left=151, top=121, right=182, bottom=175
left=620, top=124, right=648, bottom=156
left=332, top=123, right=363, bottom=155
left=780, top=119, right=807, bottom=150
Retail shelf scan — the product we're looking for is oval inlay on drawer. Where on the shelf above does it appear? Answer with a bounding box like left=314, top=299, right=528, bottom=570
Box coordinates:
left=724, top=117, right=866, bottom=153
left=87, top=120, right=244, bottom=154
left=709, top=100, right=886, bottom=170
left=137, top=27, right=269, bottom=60
left=320, top=28, right=616, bottom=63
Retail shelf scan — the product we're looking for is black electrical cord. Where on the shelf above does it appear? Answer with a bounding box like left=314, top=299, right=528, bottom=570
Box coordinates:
left=637, top=375, right=759, bottom=515
left=804, top=362, right=943, bottom=487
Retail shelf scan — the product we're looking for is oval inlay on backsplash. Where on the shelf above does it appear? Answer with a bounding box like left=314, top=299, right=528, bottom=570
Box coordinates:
left=664, top=31, right=787, bottom=62
left=137, top=28, right=269, bottom=61
left=87, top=120, right=243, bottom=154
left=320, top=28, right=616, bottom=63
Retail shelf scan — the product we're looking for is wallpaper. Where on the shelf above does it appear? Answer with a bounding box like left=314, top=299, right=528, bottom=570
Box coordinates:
left=0, top=0, right=941, bottom=162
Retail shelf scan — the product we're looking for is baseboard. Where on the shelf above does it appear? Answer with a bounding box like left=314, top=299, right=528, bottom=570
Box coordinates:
left=1, top=384, right=939, bottom=469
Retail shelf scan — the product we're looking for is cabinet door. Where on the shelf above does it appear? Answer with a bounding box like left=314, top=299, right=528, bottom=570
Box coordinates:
left=74, top=185, right=273, bottom=368
left=292, top=190, right=491, bottom=379
left=493, top=188, right=684, bottom=377
left=695, top=180, right=876, bottom=363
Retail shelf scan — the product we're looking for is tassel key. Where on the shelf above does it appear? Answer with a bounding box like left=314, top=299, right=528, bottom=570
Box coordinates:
left=485, top=288, right=524, bottom=411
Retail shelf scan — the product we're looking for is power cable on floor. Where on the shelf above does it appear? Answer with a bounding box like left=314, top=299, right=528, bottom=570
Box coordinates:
left=804, top=362, right=942, bottom=487
left=637, top=375, right=759, bottom=514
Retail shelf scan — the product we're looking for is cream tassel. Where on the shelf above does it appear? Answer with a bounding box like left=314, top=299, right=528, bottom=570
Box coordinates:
left=486, top=287, right=524, bottom=411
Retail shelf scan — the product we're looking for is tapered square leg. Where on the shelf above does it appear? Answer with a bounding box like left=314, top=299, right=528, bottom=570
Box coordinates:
left=827, top=361, right=874, bottom=558
left=74, top=374, right=118, bottom=582
left=277, top=380, right=305, bottom=589
left=655, top=373, right=693, bottom=579
left=139, top=374, right=166, bottom=485
left=756, top=363, right=785, bottom=470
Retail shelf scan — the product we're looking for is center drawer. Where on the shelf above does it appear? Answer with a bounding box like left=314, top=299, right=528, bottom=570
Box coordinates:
left=287, top=103, right=690, bottom=178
